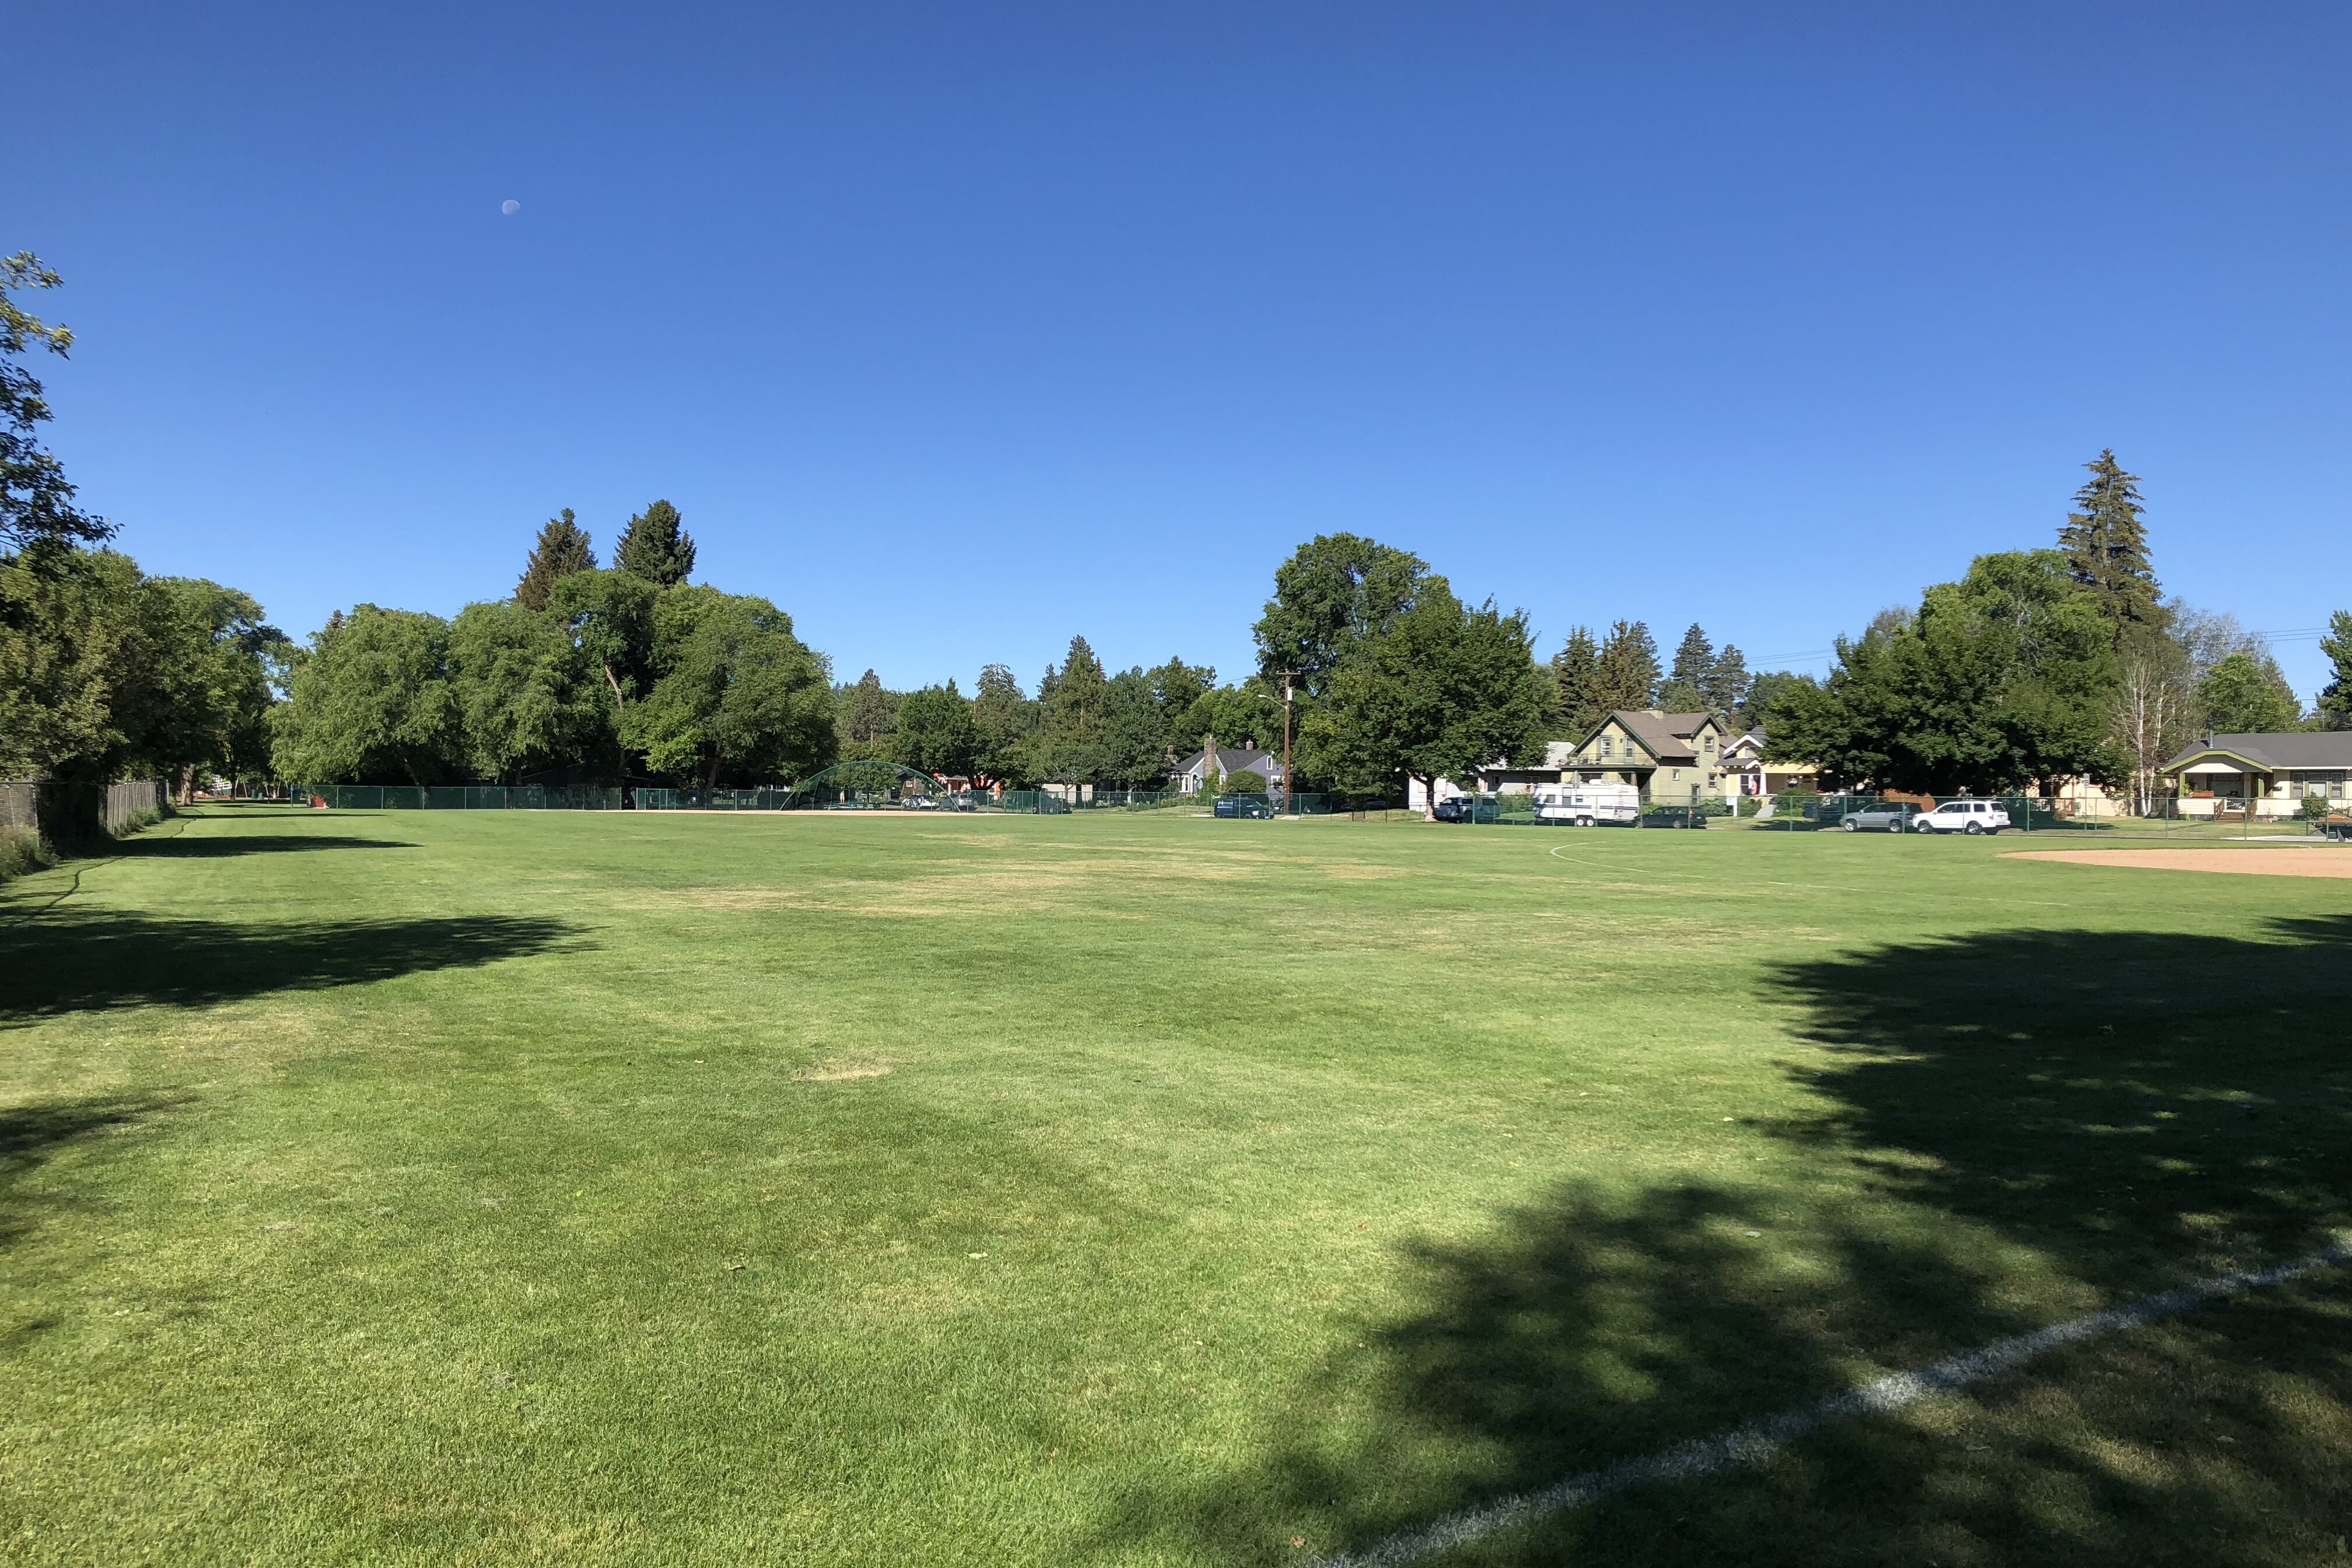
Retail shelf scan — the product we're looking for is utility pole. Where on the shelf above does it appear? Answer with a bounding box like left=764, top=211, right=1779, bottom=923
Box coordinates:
left=1282, top=672, right=1294, bottom=814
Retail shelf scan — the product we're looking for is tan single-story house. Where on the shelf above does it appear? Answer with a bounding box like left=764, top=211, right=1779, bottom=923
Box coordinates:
left=2159, top=732, right=2352, bottom=819
left=1718, top=727, right=1820, bottom=797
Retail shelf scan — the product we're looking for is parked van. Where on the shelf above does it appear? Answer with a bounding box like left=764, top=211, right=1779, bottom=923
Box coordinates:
left=1533, top=782, right=1641, bottom=826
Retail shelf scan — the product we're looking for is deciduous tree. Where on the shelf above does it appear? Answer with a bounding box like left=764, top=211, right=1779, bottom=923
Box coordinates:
left=893, top=681, right=979, bottom=779
left=270, top=606, right=463, bottom=785
left=2195, top=649, right=2301, bottom=734
left=1254, top=534, right=1426, bottom=698
left=449, top=599, right=612, bottom=782
left=1, top=254, right=111, bottom=556
left=1307, top=578, right=1544, bottom=816
left=620, top=587, right=834, bottom=785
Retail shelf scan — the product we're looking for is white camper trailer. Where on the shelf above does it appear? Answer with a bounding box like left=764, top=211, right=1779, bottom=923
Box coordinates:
left=1532, top=781, right=1641, bottom=826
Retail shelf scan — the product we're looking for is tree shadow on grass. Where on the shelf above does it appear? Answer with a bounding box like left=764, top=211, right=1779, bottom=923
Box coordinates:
left=110, top=835, right=418, bottom=859
left=1098, top=916, right=2352, bottom=1566
left=0, top=1092, right=188, bottom=1255
left=0, top=909, right=585, bottom=1022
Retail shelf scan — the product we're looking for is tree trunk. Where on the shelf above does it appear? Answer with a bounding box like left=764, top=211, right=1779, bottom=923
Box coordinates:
left=604, top=664, right=626, bottom=707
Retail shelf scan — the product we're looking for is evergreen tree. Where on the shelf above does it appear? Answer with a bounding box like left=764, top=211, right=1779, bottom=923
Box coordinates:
left=1704, top=643, right=1750, bottom=718
left=1593, top=620, right=1661, bottom=712
left=836, top=668, right=897, bottom=759
left=1548, top=626, right=1602, bottom=736
left=2058, top=450, right=2161, bottom=629
left=2317, top=610, right=2352, bottom=731
left=970, top=663, right=1035, bottom=787
left=1667, top=624, right=1714, bottom=698
left=514, top=509, right=596, bottom=611
left=614, top=499, right=696, bottom=587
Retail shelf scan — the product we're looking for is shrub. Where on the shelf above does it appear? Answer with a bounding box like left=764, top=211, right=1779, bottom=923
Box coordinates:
left=1222, top=770, right=1268, bottom=795
left=0, top=824, right=54, bottom=884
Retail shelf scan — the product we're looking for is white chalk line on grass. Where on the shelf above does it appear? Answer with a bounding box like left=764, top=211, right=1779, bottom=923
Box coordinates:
left=1310, top=1233, right=2352, bottom=1568
left=1541, top=841, right=2082, bottom=909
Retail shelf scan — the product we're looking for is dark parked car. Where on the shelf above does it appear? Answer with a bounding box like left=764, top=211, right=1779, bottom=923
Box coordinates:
left=1433, top=796, right=1475, bottom=822
left=1215, top=793, right=1274, bottom=819
left=1638, top=806, right=1709, bottom=829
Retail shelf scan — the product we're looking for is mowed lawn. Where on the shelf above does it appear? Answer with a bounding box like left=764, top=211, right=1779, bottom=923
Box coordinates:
left=2, top=807, right=2346, bottom=1567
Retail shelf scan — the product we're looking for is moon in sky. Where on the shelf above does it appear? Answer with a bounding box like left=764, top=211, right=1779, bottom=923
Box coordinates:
left=501, top=199, right=521, bottom=215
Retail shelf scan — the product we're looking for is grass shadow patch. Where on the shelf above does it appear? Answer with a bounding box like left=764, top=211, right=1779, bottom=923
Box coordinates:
left=110, top=834, right=418, bottom=859
left=1098, top=915, right=2352, bottom=1565
left=0, top=910, right=586, bottom=1022
left=0, top=1091, right=188, bottom=1253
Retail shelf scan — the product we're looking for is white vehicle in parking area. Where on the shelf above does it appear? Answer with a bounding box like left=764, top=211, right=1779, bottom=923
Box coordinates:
left=1914, top=799, right=2011, bottom=835
left=1534, top=782, right=1642, bottom=827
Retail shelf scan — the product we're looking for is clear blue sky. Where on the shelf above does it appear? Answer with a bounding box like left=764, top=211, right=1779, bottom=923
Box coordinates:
left=15, top=4, right=2348, bottom=697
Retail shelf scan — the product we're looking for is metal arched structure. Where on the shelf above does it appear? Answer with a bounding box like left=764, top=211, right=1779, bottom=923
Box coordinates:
left=783, top=760, right=950, bottom=810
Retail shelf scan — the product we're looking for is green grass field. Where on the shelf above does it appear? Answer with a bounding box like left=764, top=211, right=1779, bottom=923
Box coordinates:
left=4, top=807, right=2347, bottom=1566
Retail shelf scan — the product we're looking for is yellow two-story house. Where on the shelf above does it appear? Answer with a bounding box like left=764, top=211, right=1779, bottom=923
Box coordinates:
left=1566, top=709, right=1730, bottom=803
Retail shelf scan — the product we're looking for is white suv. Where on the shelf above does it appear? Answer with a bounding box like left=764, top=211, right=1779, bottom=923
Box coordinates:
left=1915, top=799, right=2011, bottom=835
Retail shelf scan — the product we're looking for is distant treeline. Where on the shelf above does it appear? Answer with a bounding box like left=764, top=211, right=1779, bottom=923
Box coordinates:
left=8, top=255, right=2351, bottom=825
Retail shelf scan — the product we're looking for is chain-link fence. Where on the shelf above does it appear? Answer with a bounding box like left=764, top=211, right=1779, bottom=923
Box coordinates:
left=303, top=785, right=626, bottom=811
left=297, top=783, right=1341, bottom=816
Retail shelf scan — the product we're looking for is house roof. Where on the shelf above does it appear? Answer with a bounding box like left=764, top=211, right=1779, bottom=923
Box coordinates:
left=2160, top=732, right=2352, bottom=774
left=1608, top=709, right=1714, bottom=765
left=1174, top=746, right=1285, bottom=778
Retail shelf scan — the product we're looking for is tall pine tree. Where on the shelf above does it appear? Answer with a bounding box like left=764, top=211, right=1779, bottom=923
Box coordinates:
left=614, top=499, right=696, bottom=587
left=514, top=508, right=596, bottom=610
left=1704, top=643, right=1750, bottom=718
left=2318, top=610, right=2352, bottom=731
left=1660, top=623, right=1714, bottom=710
left=2058, top=450, right=2160, bottom=629
left=1594, top=620, right=1661, bottom=712
left=1548, top=625, right=1603, bottom=736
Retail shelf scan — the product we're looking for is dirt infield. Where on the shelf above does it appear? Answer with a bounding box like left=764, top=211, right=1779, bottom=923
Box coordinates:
left=2004, top=847, right=2352, bottom=879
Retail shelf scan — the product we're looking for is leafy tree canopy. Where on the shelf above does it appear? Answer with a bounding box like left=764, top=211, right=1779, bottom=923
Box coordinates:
left=1, top=254, right=111, bottom=557
left=620, top=587, right=834, bottom=786
left=893, top=681, right=979, bottom=779
left=1764, top=551, right=2123, bottom=793
left=1254, top=533, right=1426, bottom=697
left=270, top=605, right=463, bottom=786
left=2195, top=649, right=2302, bottom=734
left=449, top=599, right=612, bottom=782
left=1306, top=578, right=1544, bottom=812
